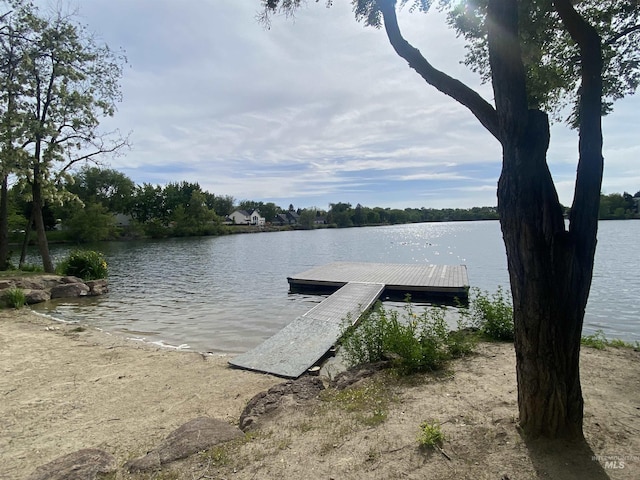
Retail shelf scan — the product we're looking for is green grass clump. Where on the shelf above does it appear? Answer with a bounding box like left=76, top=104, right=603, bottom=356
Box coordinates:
left=2, top=287, right=26, bottom=308
left=417, top=420, right=445, bottom=449
left=581, top=329, right=638, bottom=350
left=340, top=300, right=476, bottom=375
left=18, top=263, right=44, bottom=273
left=581, top=329, right=608, bottom=350
left=56, top=250, right=108, bottom=280
left=320, top=377, right=394, bottom=427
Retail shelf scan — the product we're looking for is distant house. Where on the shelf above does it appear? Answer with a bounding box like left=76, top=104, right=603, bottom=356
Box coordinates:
left=274, top=211, right=300, bottom=226
left=286, top=211, right=300, bottom=224
left=227, top=209, right=265, bottom=226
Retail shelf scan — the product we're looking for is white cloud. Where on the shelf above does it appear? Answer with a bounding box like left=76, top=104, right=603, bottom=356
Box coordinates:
left=36, top=0, right=639, bottom=210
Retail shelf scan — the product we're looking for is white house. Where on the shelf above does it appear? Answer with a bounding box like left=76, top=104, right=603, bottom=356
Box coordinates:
left=227, top=209, right=265, bottom=226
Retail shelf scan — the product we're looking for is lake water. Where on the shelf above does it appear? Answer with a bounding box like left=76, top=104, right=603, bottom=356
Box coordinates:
left=31, top=220, right=639, bottom=352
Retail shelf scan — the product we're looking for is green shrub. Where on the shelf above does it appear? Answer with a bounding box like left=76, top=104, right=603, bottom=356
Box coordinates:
left=417, top=420, right=445, bottom=449
left=465, top=287, right=514, bottom=341
left=57, top=250, right=108, bottom=280
left=581, top=330, right=638, bottom=350
left=340, top=301, right=476, bottom=375
left=3, top=287, right=26, bottom=308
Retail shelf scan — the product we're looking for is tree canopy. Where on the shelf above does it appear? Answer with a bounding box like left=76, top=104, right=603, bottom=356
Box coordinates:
left=0, top=0, right=128, bottom=270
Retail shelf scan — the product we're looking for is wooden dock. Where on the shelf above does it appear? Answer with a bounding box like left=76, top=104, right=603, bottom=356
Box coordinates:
left=229, top=262, right=470, bottom=378
left=228, top=282, right=385, bottom=378
left=288, top=261, right=469, bottom=301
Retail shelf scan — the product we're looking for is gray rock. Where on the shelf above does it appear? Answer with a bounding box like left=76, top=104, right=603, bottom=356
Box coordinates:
left=15, top=278, right=46, bottom=290
left=26, top=448, right=116, bottom=480
left=50, top=282, right=90, bottom=299
left=0, top=280, right=15, bottom=290
left=61, top=275, right=85, bottom=284
left=86, top=279, right=109, bottom=296
left=24, top=289, right=51, bottom=304
left=239, top=376, right=325, bottom=431
left=125, top=417, right=243, bottom=472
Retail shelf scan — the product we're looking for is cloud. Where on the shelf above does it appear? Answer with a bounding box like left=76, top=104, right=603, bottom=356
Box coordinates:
left=41, top=0, right=640, bottom=210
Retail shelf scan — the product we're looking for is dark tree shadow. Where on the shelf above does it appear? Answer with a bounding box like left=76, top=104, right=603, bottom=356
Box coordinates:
left=524, top=436, right=611, bottom=480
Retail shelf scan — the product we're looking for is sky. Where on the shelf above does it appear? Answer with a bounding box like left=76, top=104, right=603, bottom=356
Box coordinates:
left=39, top=1, right=640, bottom=210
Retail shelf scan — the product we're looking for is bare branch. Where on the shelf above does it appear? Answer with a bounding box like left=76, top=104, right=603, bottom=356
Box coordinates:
left=377, top=0, right=500, bottom=140
left=605, top=24, right=640, bottom=46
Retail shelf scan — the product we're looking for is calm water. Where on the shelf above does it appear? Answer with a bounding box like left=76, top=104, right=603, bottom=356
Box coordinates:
left=31, top=220, right=639, bottom=352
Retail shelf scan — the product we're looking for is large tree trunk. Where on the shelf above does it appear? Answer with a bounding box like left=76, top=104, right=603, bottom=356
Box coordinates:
left=497, top=110, right=589, bottom=438
left=0, top=175, right=9, bottom=270
left=31, top=179, right=54, bottom=273
left=377, top=0, right=603, bottom=439
left=19, top=209, right=34, bottom=268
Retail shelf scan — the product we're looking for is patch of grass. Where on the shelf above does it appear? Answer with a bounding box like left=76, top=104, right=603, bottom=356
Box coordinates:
left=340, top=300, right=476, bottom=375
left=297, top=421, right=315, bottom=433
left=417, top=420, right=445, bottom=449
left=199, top=444, right=229, bottom=466
left=18, top=263, right=43, bottom=273
left=581, top=329, right=638, bottom=350
left=366, top=446, right=380, bottom=461
left=320, top=376, right=395, bottom=427
left=581, top=330, right=608, bottom=350
left=2, top=287, right=26, bottom=309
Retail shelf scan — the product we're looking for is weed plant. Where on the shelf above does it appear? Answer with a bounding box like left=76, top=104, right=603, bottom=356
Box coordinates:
left=57, top=250, right=108, bottom=280
left=417, top=420, right=445, bottom=449
left=2, top=287, right=26, bottom=308
left=462, top=287, right=514, bottom=341
left=340, top=301, right=476, bottom=374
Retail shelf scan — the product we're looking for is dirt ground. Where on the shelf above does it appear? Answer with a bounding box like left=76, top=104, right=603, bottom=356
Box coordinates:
left=1, top=309, right=638, bottom=480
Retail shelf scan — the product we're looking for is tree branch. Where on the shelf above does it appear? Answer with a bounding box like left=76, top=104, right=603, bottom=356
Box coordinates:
left=553, top=0, right=603, bottom=242
left=605, top=24, right=640, bottom=46
left=377, top=0, right=500, bottom=141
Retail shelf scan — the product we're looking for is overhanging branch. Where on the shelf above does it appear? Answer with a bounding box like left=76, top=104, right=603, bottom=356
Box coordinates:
left=377, top=0, right=500, bottom=141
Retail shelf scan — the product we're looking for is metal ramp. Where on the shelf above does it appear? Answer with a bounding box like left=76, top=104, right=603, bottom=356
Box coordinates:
left=228, top=282, right=384, bottom=378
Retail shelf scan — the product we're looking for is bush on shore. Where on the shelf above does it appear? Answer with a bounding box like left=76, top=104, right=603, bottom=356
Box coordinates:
left=57, top=250, right=108, bottom=280
left=340, top=300, right=476, bottom=374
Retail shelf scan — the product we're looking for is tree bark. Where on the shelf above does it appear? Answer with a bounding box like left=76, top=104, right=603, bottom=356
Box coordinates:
left=488, top=0, right=595, bottom=439
left=19, top=209, right=34, bottom=268
left=31, top=181, right=54, bottom=273
left=0, top=175, right=9, bottom=270
left=497, top=109, right=585, bottom=439
left=31, top=154, right=54, bottom=273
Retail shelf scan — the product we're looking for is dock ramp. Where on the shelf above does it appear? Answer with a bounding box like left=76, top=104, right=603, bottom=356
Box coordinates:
left=229, top=282, right=384, bottom=378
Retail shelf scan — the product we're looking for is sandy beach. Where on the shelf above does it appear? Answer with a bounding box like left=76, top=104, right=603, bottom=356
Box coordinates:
left=1, top=308, right=639, bottom=479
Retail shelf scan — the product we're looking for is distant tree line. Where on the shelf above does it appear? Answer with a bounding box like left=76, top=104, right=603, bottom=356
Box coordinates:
left=5, top=166, right=638, bottom=254
left=598, top=191, right=640, bottom=220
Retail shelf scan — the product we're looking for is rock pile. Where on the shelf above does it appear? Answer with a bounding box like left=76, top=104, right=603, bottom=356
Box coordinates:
left=0, top=275, right=108, bottom=304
